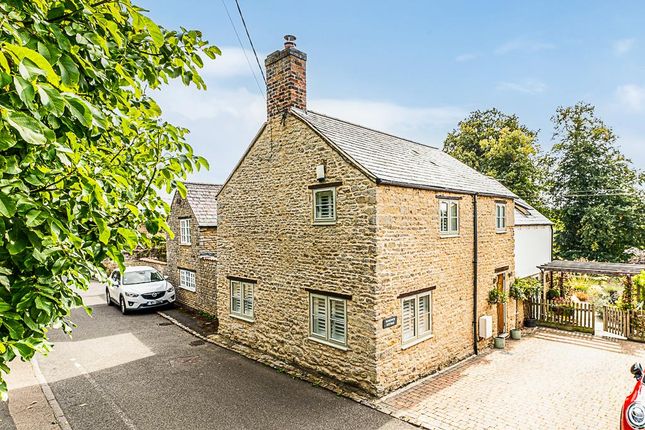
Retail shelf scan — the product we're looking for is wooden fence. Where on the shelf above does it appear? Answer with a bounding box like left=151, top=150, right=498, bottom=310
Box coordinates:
left=603, top=306, right=645, bottom=341
left=527, top=297, right=595, bottom=333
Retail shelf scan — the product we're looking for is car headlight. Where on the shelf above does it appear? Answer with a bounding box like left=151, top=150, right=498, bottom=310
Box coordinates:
left=124, top=292, right=139, bottom=298
left=166, top=282, right=174, bottom=293
left=627, top=402, right=645, bottom=429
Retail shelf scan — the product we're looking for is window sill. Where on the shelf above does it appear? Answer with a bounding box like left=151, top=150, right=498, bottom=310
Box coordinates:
left=230, top=314, right=255, bottom=323
left=401, top=333, right=433, bottom=350
left=178, top=285, right=196, bottom=292
left=179, top=243, right=192, bottom=246
left=439, top=233, right=459, bottom=238
left=312, top=220, right=337, bottom=226
left=308, top=336, right=348, bottom=351
left=496, top=229, right=507, bottom=234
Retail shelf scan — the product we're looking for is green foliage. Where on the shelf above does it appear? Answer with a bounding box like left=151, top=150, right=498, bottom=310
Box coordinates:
left=546, top=289, right=560, bottom=300
left=443, top=108, right=544, bottom=208
left=488, top=288, right=507, bottom=305
left=547, top=103, right=645, bottom=262
left=510, top=277, right=540, bottom=301
left=0, top=0, right=219, bottom=398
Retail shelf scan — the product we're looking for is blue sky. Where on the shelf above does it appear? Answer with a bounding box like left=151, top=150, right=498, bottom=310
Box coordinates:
left=138, top=0, right=645, bottom=184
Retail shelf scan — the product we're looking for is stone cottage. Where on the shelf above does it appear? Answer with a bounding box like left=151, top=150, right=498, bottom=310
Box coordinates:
left=166, top=182, right=221, bottom=314
left=215, top=36, right=521, bottom=396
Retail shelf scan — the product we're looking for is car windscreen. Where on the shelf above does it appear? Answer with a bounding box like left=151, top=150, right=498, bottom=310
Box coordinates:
left=122, top=270, right=164, bottom=285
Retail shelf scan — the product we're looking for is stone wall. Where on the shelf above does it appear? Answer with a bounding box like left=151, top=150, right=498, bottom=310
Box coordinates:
left=373, top=187, right=518, bottom=394
left=166, top=195, right=218, bottom=315
left=216, top=114, right=380, bottom=393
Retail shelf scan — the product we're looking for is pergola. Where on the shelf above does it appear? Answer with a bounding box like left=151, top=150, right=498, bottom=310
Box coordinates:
left=537, top=260, right=645, bottom=302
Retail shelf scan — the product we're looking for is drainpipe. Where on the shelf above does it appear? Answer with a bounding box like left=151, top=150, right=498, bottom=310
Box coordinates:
left=472, top=193, right=479, bottom=355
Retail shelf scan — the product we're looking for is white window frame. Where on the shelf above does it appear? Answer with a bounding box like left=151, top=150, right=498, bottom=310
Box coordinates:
left=401, top=291, right=433, bottom=348
left=179, top=269, right=196, bottom=292
left=312, top=187, right=336, bottom=225
left=230, top=279, right=254, bottom=321
left=496, top=203, right=507, bottom=232
left=439, top=199, right=459, bottom=236
left=179, top=218, right=191, bottom=245
left=309, top=293, right=347, bottom=349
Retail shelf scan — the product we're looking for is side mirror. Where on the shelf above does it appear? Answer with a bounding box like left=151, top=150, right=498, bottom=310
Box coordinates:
left=631, top=363, right=643, bottom=379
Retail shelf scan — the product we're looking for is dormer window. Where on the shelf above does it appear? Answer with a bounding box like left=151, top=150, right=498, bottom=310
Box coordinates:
left=313, top=187, right=336, bottom=224
left=179, top=218, right=191, bottom=245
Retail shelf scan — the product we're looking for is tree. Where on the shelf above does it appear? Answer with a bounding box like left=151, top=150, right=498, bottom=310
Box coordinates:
left=443, top=108, right=543, bottom=207
left=0, top=0, right=218, bottom=397
left=547, top=102, right=645, bottom=262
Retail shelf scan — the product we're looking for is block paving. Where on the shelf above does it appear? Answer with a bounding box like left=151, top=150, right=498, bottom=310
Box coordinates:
left=376, top=328, right=645, bottom=430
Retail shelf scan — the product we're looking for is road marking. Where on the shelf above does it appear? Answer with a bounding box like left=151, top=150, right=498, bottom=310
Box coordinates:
left=71, top=359, right=138, bottom=430
left=31, top=358, right=72, bottom=430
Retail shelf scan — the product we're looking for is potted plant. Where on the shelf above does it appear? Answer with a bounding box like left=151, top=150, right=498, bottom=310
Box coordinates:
left=488, top=288, right=508, bottom=305
left=509, top=281, right=527, bottom=339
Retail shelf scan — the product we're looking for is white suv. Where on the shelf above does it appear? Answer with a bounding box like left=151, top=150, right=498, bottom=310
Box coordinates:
left=106, top=266, right=176, bottom=314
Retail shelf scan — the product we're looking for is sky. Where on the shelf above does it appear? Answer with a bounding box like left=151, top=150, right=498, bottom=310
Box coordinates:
left=137, top=0, right=645, bottom=184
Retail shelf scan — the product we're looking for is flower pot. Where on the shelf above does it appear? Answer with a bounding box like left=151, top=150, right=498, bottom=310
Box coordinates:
left=524, top=318, right=537, bottom=328
left=494, top=336, right=505, bottom=349
left=510, top=329, right=521, bottom=340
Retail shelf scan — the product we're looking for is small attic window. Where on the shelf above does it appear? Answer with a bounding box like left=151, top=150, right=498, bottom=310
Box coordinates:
left=313, top=187, right=336, bottom=225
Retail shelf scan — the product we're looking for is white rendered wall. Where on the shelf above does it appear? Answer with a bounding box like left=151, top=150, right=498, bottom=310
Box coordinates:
left=515, top=225, right=552, bottom=278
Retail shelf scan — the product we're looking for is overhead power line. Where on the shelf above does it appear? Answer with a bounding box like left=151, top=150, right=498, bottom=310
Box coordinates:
left=220, top=0, right=265, bottom=99
left=233, top=0, right=267, bottom=86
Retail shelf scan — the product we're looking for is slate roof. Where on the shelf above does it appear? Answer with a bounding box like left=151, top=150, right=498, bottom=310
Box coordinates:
left=514, top=198, right=553, bottom=226
left=292, top=108, right=517, bottom=199
left=181, top=183, right=222, bottom=227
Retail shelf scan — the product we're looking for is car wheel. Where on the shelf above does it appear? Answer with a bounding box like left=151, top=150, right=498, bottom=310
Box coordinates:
left=106, top=289, right=112, bottom=306
left=119, top=296, right=128, bottom=315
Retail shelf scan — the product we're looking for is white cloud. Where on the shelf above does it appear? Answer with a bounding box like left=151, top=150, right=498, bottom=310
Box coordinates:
left=613, top=38, right=635, bottom=56
left=494, top=39, right=555, bottom=55
left=615, top=84, right=645, bottom=111
left=496, top=79, right=547, bottom=94
left=455, top=53, right=479, bottom=62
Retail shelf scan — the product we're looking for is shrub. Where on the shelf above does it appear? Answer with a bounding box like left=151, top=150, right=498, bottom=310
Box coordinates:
left=573, top=291, right=589, bottom=302
left=546, top=289, right=560, bottom=300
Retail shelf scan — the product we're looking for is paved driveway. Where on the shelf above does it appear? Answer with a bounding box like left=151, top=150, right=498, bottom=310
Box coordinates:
left=33, top=282, right=411, bottom=430
left=376, top=328, right=645, bottom=430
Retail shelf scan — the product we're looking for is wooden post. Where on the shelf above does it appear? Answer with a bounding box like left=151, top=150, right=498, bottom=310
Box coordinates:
left=591, top=304, right=595, bottom=333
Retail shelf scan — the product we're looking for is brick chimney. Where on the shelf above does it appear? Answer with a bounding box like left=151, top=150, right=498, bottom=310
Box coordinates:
left=265, top=35, right=307, bottom=120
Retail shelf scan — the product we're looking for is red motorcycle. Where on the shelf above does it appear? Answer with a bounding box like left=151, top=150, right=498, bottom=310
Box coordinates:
left=622, top=363, right=645, bottom=429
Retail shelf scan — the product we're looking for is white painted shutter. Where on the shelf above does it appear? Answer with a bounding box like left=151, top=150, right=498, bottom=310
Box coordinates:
left=231, top=281, right=242, bottom=313
left=418, top=294, right=432, bottom=335
left=402, top=298, right=416, bottom=342
left=311, top=296, right=327, bottom=337
left=449, top=202, right=458, bottom=232
left=440, top=201, right=448, bottom=232
left=315, top=190, right=335, bottom=220
left=329, top=298, right=346, bottom=344
left=243, top=283, right=254, bottom=317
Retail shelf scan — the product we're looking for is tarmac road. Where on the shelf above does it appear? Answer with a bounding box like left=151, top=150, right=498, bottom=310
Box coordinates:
left=33, top=282, right=412, bottom=430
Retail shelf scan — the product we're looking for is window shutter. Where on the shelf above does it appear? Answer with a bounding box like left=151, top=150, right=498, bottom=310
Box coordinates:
left=440, top=201, right=448, bottom=232
left=311, top=296, right=327, bottom=337
left=418, top=294, right=432, bottom=335
left=243, top=284, right=254, bottom=317
left=449, top=202, right=458, bottom=232
left=402, top=298, right=416, bottom=341
left=231, top=281, right=242, bottom=313
left=314, top=189, right=335, bottom=221
left=329, top=298, right=346, bottom=343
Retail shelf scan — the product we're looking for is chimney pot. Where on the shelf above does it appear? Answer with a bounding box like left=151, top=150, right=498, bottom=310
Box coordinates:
left=283, top=34, right=296, bottom=49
